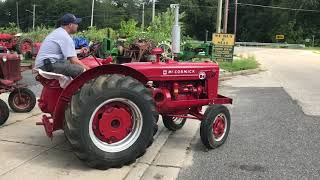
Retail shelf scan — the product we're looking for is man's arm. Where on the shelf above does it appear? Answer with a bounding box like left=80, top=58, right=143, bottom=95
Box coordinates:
left=68, top=56, right=90, bottom=70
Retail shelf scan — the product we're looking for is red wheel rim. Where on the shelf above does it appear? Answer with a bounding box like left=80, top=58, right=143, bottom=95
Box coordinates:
left=212, top=114, right=227, bottom=141
left=21, top=42, right=32, bottom=54
left=89, top=98, right=143, bottom=153
left=91, top=102, right=133, bottom=144
left=12, top=93, right=31, bottom=110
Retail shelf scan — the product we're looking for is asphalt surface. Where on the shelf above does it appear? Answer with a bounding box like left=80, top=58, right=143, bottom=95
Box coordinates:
left=178, top=87, right=320, bottom=180
left=233, top=47, right=320, bottom=116
left=20, top=70, right=42, bottom=97
left=21, top=70, right=37, bottom=86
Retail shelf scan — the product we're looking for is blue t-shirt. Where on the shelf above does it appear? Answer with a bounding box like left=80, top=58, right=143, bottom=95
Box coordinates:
left=35, top=27, right=77, bottom=68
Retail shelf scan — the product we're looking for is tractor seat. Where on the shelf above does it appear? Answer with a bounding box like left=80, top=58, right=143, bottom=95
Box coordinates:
left=35, top=69, right=73, bottom=89
left=0, top=79, right=14, bottom=86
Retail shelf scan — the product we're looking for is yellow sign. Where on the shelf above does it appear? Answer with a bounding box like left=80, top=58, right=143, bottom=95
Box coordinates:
left=276, top=35, right=285, bottom=40
left=212, top=33, right=235, bottom=46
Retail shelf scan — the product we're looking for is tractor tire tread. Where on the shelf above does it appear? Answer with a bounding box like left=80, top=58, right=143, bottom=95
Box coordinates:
left=64, top=74, right=157, bottom=169
left=200, top=105, right=231, bottom=149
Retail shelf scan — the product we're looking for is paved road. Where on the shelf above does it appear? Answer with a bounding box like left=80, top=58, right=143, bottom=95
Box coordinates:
left=178, top=48, right=320, bottom=179
left=20, top=70, right=42, bottom=97
left=178, top=87, right=320, bottom=179
left=232, top=47, right=320, bottom=116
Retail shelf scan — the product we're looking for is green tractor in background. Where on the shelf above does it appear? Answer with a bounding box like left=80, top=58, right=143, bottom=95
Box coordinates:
left=158, top=41, right=214, bottom=62
left=179, top=41, right=214, bottom=61
left=95, top=38, right=120, bottom=58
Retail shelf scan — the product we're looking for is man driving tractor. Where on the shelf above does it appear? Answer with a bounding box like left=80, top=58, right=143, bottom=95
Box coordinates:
left=35, top=13, right=90, bottom=78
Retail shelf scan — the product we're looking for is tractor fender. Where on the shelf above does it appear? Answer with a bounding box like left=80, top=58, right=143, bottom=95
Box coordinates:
left=52, top=64, right=149, bottom=131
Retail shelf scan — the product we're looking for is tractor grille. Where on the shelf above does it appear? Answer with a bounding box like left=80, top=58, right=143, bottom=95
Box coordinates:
left=0, top=54, right=22, bottom=81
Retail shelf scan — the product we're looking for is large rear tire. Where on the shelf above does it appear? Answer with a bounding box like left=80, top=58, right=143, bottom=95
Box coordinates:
left=0, top=99, right=9, bottom=126
left=16, top=37, right=33, bottom=58
left=64, top=74, right=158, bottom=169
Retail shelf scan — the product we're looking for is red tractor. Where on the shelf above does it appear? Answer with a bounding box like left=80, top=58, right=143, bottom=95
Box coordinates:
left=0, top=33, right=33, bottom=58
left=0, top=53, right=37, bottom=125
left=36, top=48, right=232, bottom=169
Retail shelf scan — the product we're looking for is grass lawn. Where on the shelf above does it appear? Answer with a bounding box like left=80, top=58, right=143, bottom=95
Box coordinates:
left=21, top=59, right=34, bottom=65
left=305, top=47, right=320, bottom=51
left=313, top=51, right=320, bottom=54
left=218, top=56, right=259, bottom=72
left=303, top=47, right=320, bottom=54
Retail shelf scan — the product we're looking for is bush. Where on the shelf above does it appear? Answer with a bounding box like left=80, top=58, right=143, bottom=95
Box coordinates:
left=25, top=26, right=53, bottom=42
left=76, top=26, right=116, bottom=42
left=0, top=23, right=20, bottom=34
left=116, top=8, right=186, bottom=45
left=118, top=19, right=139, bottom=38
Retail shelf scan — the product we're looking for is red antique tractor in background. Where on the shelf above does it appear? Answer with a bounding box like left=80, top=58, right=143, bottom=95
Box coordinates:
left=35, top=47, right=232, bottom=169
left=0, top=33, right=33, bottom=58
left=0, top=53, right=37, bottom=125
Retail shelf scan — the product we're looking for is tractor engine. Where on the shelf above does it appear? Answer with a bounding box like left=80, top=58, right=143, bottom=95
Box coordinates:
left=124, top=59, right=220, bottom=115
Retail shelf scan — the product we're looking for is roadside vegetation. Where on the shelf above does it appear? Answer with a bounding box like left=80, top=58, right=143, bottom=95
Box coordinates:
left=218, top=56, right=259, bottom=72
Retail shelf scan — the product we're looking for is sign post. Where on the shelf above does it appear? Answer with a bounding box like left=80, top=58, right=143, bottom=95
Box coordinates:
left=212, top=33, right=235, bottom=62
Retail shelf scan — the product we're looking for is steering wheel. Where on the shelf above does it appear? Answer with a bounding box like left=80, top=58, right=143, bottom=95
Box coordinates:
left=78, top=42, right=101, bottom=60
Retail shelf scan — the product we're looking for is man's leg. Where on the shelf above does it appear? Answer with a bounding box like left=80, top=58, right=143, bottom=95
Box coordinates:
left=51, top=61, right=84, bottom=78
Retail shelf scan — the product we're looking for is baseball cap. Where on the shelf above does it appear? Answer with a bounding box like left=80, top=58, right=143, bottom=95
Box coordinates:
left=60, top=13, right=82, bottom=25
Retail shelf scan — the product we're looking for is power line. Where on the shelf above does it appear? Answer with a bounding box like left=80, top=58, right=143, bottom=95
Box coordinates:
left=156, top=2, right=216, bottom=9
left=238, top=3, right=320, bottom=13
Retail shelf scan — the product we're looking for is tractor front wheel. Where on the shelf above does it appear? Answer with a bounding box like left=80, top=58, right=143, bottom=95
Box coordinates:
left=163, top=116, right=187, bottom=131
left=8, top=88, right=36, bottom=113
left=0, top=99, right=9, bottom=126
left=64, top=74, right=158, bottom=169
left=200, top=105, right=231, bottom=149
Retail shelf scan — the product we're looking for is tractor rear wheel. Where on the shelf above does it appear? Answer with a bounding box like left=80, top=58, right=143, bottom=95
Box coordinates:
left=64, top=74, right=158, bottom=169
left=0, top=99, right=9, bottom=126
left=16, top=38, right=33, bottom=58
left=163, top=116, right=187, bottom=131
left=8, top=88, right=36, bottom=113
left=200, top=105, right=231, bottom=149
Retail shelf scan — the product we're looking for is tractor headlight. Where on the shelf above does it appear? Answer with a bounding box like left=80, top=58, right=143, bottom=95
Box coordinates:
left=2, top=56, right=7, bottom=63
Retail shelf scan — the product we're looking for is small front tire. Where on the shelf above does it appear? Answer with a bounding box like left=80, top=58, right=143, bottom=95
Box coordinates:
left=200, top=105, right=231, bottom=149
left=163, top=116, right=187, bottom=131
left=8, top=88, right=36, bottom=113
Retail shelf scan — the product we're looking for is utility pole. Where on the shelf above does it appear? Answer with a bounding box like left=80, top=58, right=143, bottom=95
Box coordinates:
left=90, top=0, right=95, bottom=27
left=142, top=3, right=145, bottom=30
left=223, top=0, right=229, bottom=33
left=152, top=0, right=155, bottom=22
left=26, top=4, right=37, bottom=31
left=312, top=35, right=315, bottom=47
left=32, top=4, right=36, bottom=30
left=234, top=0, right=238, bottom=36
left=16, top=1, right=19, bottom=29
left=205, top=30, right=208, bottom=43
left=216, top=0, right=223, bottom=33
